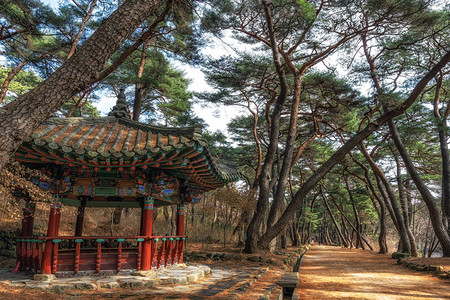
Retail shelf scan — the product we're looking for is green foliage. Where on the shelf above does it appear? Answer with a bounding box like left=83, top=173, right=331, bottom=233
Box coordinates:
left=103, top=48, right=192, bottom=125
left=0, top=67, right=41, bottom=102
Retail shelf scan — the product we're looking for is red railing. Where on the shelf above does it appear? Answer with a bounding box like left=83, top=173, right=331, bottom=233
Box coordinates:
left=15, top=235, right=187, bottom=274
left=14, top=238, right=44, bottom=273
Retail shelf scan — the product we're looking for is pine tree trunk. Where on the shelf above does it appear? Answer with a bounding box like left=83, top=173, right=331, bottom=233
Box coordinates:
left=360, top=143, right=411, bottom=253
left=320, top=187, right=348, bottom=247
left=393, top=152, right=419, bottom=257
left=0, top=0, right=168, bottom=169
left=388, top=119, right=450, bottom=256
left=433, top=73, right=450, bottom=234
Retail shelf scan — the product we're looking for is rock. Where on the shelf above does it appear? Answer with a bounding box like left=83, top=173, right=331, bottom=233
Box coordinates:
left=24, top=283, right=50, bottom=290
left=415, top=265, right=426, bottom=271
left=173, top=276, right=188, bottom=284
left=248, top=256, right=262, bottom=262
left=392, top=252, right=410, bottom=259
left=48, top=284, right=73, bottom=294
left=33, top=274, right=56, bottom=282
left=434, top=266, right=444, bottom=275
left=119, top=279, right=144, bottom=288
left=187, top=273, right=199, bottom=282
left=0, top=249, right=16, bottom=258
left=75, top=282, right=97, bottom=290
left=177, top=263, right=187, bottom=268
left=132, top=270, right=156, bottom=277
left=159, top=276, right=174, bottom=284
left=144, top=279, right=161, bottom=287
left=100, top=282, right=119, bottom=289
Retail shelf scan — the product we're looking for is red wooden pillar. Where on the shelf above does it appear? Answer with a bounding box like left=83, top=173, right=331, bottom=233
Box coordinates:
left=23, top=201, right=36, bottom=236
left=176, top=204, right=185, bottom=264
left=14, top=201, right=36, bottom=273
left=42, top=195, right=62, bottom=274
left=140, top=197, right=154, bottom=271
left=75, top=197, right=87, bottom=237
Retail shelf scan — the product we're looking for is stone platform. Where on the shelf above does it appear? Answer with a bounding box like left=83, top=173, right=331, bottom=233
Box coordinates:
left=0, top=264, right=211, bottom=292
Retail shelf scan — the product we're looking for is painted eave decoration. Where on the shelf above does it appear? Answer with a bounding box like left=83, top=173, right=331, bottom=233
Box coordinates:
left=11, top=114, right=240, bottom=191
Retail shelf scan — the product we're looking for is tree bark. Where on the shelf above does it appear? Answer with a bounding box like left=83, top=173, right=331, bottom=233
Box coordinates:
left=344, top=176, right=365, bottom=250
left=393, top=151, right=419, bottom=257
left=360, top=142, right=411, bottom=253
left=67, top=0, right=98, bottom=59
left=0, top=0, right=172, bottom=169
left=388, top=119, right=450, bottom=256
left=320, top=186, right=348, bottom=247
left=133, top=40, right=150, bottom=121
left=433, top=72, right=450, bottom=233
left=244, top=0, right=289, bottom=253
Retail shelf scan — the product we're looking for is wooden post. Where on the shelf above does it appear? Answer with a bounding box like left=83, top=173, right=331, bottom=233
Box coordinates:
left=23, top=201, right=36, bottom=236
left=14, top=201, right=36, bottom=273
left=176, top=204, right=185, bottom=264
left=74, top=239, right=82, bottom=274
left=141, top=197, right=154, bottom=271
left=117, top=238, right=124, bottom=273
left=95, top=238, right=104, bottom=273
left=41, top=195, right=62, bottom=274
left=176, top=204, right=185, bottom=236
left=75, top=197, right=87, bottom=237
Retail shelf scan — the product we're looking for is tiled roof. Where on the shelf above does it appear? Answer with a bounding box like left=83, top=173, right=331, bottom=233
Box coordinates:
left=13, top=115, right=240, bottom=190
left=30, top=117, right=202, bottom=157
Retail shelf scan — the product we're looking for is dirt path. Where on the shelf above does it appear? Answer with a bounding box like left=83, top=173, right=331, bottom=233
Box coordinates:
left=299, top=245, right=450, bottom=299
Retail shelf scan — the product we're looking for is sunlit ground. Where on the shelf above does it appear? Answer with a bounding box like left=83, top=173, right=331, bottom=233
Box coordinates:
left=299, top=245, right=450, bottom=299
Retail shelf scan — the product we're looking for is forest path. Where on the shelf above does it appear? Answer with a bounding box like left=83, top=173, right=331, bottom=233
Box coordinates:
left=299, top=245, right=450, bottom=299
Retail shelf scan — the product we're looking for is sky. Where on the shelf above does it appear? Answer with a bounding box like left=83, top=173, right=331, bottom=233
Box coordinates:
left=41, top=0, right=247, bottom=134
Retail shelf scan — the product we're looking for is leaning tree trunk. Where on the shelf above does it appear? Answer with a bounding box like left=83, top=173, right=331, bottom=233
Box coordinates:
left=0, top=0, right=171, bottom=169
left=393, top=152, right=419, bottom=257
left=360, top=143, right=411, bottom=253
left=320, top=187, right=348, bottom=247
left=255, top=50, right=449, bottom=249
left=388, top=119, right=450, bottom=256
left=365, top=172, right=388, bottom=253
left=345, top=177, right=365, bottom=250
left=433, top=73, right=450, bottom=233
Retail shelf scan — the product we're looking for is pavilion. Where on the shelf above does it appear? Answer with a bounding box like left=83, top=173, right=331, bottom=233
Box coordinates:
left=11, top=90, right=239, bottom=276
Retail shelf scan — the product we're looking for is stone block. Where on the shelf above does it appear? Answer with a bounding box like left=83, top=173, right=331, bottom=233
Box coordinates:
left=48, top=284, right=73, bottom=294
left=24, top=283, right=50, bottom=290
left=187, top=273, right=199, bottom=283
left=391, top=252, right=410, bottom=259
left=100, top=282, right=119, bottom=289
left=119, top=279, right=144, bottom=288
left=33, top=274, right=56, bottom=282
left=173, top=276, right=188, bottom=284
left=132, top=270, right=156, bottom=277
left=145, top=278, right=161, bottom=286
left=75, top=282, right=97, bottom=290
left=159, top=276, right=174, bottom=284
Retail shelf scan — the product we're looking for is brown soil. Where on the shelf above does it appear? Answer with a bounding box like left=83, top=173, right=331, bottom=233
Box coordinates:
left=0, top=284, right=63, bottom=300
left=299, top=245, right=450, bottom=299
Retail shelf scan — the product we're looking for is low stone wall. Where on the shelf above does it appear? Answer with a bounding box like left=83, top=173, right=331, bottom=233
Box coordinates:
left=0, top=231, right=17, bottom=258
left=397, top=258, right=450, bottom=280
left=185, top=251, right=284, bottom=267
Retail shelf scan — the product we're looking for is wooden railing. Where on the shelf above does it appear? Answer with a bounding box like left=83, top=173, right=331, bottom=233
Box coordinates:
left=14, top=238, right=44, bottom=273
left=15, top=235, right=187, bottom=274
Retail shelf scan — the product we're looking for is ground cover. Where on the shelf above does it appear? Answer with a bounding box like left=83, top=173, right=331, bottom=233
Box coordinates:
left=299, top=245, right=450, bottom=299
